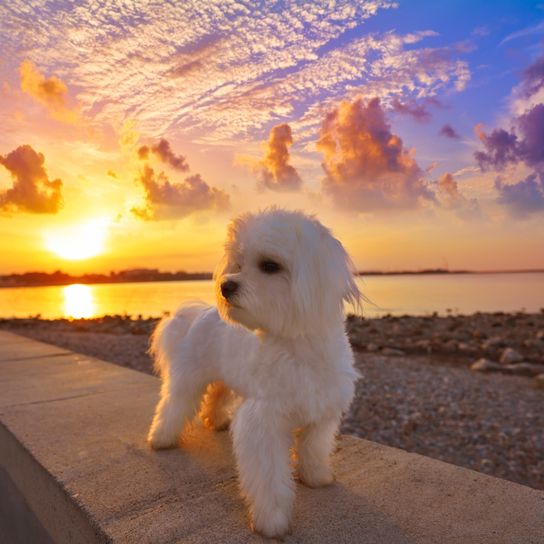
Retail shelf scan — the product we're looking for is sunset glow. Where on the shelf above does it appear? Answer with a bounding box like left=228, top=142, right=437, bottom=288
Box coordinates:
left=0, top=1, right=543, bottom=274
left=43, top=219, right=110, bottom=261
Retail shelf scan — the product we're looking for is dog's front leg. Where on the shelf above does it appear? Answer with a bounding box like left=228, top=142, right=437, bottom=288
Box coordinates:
left=297, top=416, right=339, bottom=488
left=148, top=372, right=208, bottom=449
left=232, top=400, right=294, bottom=539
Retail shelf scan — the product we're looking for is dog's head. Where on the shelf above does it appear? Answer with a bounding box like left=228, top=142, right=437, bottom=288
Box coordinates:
left=214, top=209, right=360, bottom=337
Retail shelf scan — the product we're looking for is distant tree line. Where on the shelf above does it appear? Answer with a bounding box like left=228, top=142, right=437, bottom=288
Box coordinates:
left=0, top=268, right=212, bottom=288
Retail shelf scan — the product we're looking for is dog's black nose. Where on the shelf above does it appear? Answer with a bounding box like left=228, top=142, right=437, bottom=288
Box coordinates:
left=221, top=280, right=239, bottom=299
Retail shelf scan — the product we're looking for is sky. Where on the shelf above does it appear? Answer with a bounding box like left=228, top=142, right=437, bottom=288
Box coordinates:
left=1, top=0, right=544, bottom=274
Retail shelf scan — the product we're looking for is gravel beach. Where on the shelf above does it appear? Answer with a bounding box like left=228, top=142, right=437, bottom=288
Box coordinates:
left=1, top=311, right=543, bottom=490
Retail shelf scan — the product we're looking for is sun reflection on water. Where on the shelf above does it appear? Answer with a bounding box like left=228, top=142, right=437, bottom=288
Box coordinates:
left=63, top=284, right=96, bottom=318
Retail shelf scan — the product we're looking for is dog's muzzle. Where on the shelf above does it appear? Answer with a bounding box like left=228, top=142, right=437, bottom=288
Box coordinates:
left=221, top=280, right=239, bottom=300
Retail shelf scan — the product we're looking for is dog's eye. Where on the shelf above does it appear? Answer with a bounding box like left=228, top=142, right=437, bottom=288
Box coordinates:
left=259, top=260, right=282, bottom=274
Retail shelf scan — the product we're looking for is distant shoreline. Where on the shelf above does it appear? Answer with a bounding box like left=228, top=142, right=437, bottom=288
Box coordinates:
left=1, top=268, right=543, bottom=289
left=359, top=269, right=544, bottom=276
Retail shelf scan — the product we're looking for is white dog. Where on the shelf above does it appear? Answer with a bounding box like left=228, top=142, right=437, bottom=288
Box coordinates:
left=148, top=209, right=360, bottom=538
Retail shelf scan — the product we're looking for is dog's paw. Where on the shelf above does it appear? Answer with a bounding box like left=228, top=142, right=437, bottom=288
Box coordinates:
left=251, top=507, right=291, bottom=540
left=147, top=427, right=179, bottom=450
left=299, top=465, right=335, bottom=488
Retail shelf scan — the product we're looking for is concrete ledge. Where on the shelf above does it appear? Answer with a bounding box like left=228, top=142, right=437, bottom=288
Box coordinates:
left=1, top=330, right=543, bottom=543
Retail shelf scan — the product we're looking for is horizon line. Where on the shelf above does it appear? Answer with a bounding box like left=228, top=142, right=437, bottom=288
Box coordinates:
left=1, top=267, right=544, bottom=290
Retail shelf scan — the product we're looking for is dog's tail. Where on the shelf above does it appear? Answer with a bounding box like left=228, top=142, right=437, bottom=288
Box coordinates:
left=150, top=302, right=208, bottom=377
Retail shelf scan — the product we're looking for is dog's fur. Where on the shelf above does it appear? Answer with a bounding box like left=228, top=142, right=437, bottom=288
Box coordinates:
left=148, top=209, right=360, bottom=538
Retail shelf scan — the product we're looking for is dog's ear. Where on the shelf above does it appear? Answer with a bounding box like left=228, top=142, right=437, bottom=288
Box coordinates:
left=291, top=219, right=361, bottom=333
left=326, top=232, right=361, bottom=311
left=318, top=226, right=361, bottom=314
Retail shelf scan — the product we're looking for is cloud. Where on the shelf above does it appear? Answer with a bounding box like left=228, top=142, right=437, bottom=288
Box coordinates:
left=138, top=138, right=189, bottom=171
left=19, top=60, right=79, bottom=123
left=391, top=99, right=431, bottom=122
left=132, top=140, right=228, bottom=220
left=474, top=52, right=544, bottom=218
left=517, top=103, right=544, bottom=167
left=474, top=125, right=519, bottom=170
left=167, top=39, right=221, bottom=78
left=251, top=124, right=302, bottom=192
left=476, top=53, right=544, bottom=173
left=475, top=104, right=544, bottom=171
left=510, top=53, right=544, bottom=116
left=1, top=3, right=469, bottom=141
left=439, top=124, right=460, bottom=139
left=436, top=172, right=481, bottom=220
left=131, top=166, right=229, bottom=221
left=495, top=173, right=544, bottom=218
left=290, top=34, right=468, bottom=144
left=118, top=119, right=140, bottom=152
left=501, top=21, right=544, bottom=45
left=0, top=145, right=63, bottom=214
left=318, top=97, right=434, bottom=212
left=520, top=53, right=544, bottom=98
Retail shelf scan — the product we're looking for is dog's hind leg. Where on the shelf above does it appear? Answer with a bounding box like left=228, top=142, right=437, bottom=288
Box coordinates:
left=199, top=381, right=241, bottom=431
left=148, top=365, right=209, bottom=449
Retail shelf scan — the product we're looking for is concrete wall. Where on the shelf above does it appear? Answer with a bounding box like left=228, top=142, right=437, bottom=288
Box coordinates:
left=1, top=330, right=543, bottom=543
left=0, top=467, right=54, bottom=544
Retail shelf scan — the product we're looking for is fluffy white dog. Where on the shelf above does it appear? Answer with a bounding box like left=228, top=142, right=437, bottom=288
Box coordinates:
left=148, top=209, right=360, bottom=538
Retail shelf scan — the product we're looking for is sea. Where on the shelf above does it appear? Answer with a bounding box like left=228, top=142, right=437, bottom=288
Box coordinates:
left=0, top=272, right=543, bottom=320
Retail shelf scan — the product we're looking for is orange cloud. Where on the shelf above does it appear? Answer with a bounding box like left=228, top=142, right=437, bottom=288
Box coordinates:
left=132, top=139, right=228, bottom=220
left=138, top=139, right=189, bottom=171
left=318, top=97, right=433, bottom=211
left=131, top=165, right=229, bottom=221
left=0, top=145, right=63, bottom=214
left=19, top=60, right=79, bottom=124
left=252, top=124, right=302, bottom=191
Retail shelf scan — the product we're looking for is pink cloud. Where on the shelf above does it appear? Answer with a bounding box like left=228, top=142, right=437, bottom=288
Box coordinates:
left=436, top=172, right=481, bottom=220
left=252, top=124, right=302, bottom=192
left=439, top=124, right=460, bottom=139
left=132, top=141, right=229, bottom=220
left=391, top=99, right=431, bottom=122
left=318, top=97, right=434, bottom=211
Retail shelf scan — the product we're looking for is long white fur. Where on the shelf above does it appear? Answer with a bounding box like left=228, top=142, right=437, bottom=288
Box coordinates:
left=147, top=209, right=361, bottom=539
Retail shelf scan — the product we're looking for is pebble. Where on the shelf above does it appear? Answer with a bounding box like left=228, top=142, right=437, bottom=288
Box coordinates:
left=2, top=311, right=544, bottom=492
left=470, top=358, right=502, bottom=372
left=502, top=363, right=544, bottom=377
left=534, top=374, right=544, bottom=389
left=499, top=347, right=524, bottom=365
left=482, top=336, right=505, bottom=350
left=381, top=347, right=405, bottom=356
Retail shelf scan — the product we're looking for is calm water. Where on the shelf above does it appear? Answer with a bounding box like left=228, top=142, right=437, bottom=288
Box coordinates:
left=0, top=273, right=543, bottom=319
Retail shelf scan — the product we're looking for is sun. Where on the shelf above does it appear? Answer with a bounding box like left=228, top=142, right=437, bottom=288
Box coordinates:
left=44, top=218, right=110, bottom=260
